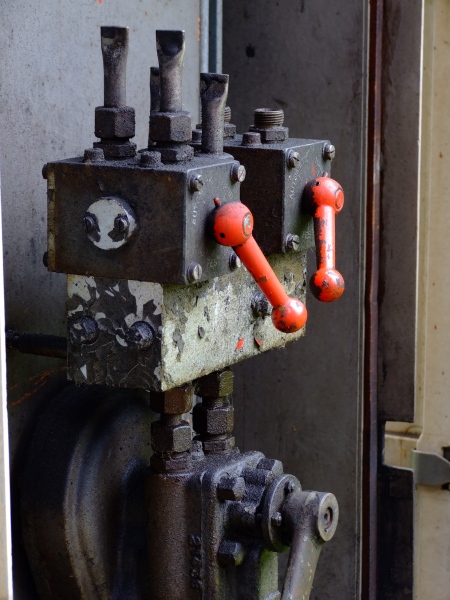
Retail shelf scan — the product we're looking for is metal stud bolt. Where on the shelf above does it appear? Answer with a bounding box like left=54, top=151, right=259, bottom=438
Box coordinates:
left=287, top=150, right=300, bottom=168
left=114, top=214, right=129, bottom=233
left=285, top=233, right=300, bottom=252
left=230, top=161, right=246, bottom=183
left=187, top=262, right=203, bottom=283
left=323, top=142, right=336, bottom=161
left=189, top=172, right=204, bottom=193
left=83, top=213, right=98, bottom=233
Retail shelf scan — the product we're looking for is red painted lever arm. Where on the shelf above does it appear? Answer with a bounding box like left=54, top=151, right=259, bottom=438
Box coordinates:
left=304, top=176, right=345, bottom=302
left=212, top=200, right=307, bottom=333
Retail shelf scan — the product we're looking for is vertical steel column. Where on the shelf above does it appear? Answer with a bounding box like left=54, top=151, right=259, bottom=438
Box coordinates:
left=0, top=171, right=13, bottom=599
left=208, top=0, right=223, bottom=73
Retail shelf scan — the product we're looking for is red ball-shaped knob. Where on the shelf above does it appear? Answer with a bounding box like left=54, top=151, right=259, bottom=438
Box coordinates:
left=271, top=298, right=308, bottom=333
left=213, top=202, right=254, bottom=247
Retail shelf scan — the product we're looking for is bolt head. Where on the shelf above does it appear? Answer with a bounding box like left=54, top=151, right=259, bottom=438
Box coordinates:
left=323, top=142, right=336, bottom=161
left=83, top=213, right=98, bottom=233
left=271, top=512, right=283, bottom=527
left=187, top=262, right=202, bottom=283
left=217, top=540, right=245, bottom=567
left=229, top=252, right=242, bottom=270
left=126, top=321, right=154, bottom=350
left=83, top=147, right=105, bottom=163
left=242, top=131, right=261, bottom=146
left=230, top=161, right=246, bottom=183
left=285, top=234, right=300, bottom=252
left=217, top=476, right=246, bottom=501
left=140, top=150, right=162, bottom=167
left=189, top=172, right=204, bottom=192
left=114, top=214, right=129, bottom=234
left=150, top=386, right=194, bottom=415
left=69, top=315, right=99, bottom=345
left=287, top=150, right=300, bottom=168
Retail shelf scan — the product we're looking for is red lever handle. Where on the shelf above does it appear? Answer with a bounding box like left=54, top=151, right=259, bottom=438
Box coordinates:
left=304, top=176, right=345, bottom=302
left=212, top=200, right=307, bottom=333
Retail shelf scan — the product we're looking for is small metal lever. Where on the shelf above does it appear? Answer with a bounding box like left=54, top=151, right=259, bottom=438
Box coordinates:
left=200, top=73, right=228, bottom=154
left=304, top=176, right=345, bottom=302
left=100, top=26, right=129, bottom=108
left=156, top=30, right=185, bottom=112
left=281, top=490, right=339, bottom=600
left=212, top=201, right=307, bottom=333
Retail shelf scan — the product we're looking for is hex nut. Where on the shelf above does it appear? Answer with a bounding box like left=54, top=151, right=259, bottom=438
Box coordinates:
left=223, top=123, right=236, bottom=139
left=93, top=140, right=137, bottom=159
left=150, top=111, right=192, bottom=143
left=95, top=106, right=135, bottom=139
left=249, top=125, right=289, bottom=143
left=151, top=420, right=192, bottom=453
left=150, top=452, right=192, bottom=473
left=217, top=476, right=246, bottom=502
left=195, top=369, right=234, bottom=398
left=160, top=144, right=194, bottom=162
left=150, top=386, right=194, bottom=415
left=217, top=540, right=245, bottom=567
left=193, top=403, right=234, bottom=436
left=257, top=458, right=284, bottom=476
left=202, top=435, right=235, bottom=454
left=69, top=316, right=99, bottom=345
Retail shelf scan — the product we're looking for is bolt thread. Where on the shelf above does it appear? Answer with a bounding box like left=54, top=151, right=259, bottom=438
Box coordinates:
left=224, top=106, right=231, bottom=123
left=253, top=108, right=284, bottom=128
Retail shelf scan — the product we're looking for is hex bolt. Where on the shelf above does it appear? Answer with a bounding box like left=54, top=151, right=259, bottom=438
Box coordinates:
left=217, top=476, right=246, bottom=502
left=187, top=262, right=203, bottom=283
left=287, top=150, right=300, bottom=168
left=114, top=214, right=129, bottom=234
left=285, top=233, right=300, bottom=252
left=230, top=161, right=246, bottom=183
left=83, top=148, right=105, bottom=163
left=271, top=512, right=283, bottom=527
left=83, top=213, right=98, bottom=233
left=69, top=316, right=99, bottom=345
left=126, top=321, right=154, bottom=350
left=242, top=131, right=261, bottom=146
left=323, top=142, right=336, bottom=161
left=188, top=173, right=204, bottom=193
left=217, top=540, right=245, bottom=567
left=140, top=150, right=162, bottom=167
left=229, top=252, right=242, bottom=270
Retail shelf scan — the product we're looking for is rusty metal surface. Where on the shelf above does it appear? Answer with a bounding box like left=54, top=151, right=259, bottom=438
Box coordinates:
left=47, top=154, right=240, bottom=285
left=66, top=250, right=307, bottom=391
left=223, top=137, right=323, bottom=256
left=223, top=2, right=367, bottom=598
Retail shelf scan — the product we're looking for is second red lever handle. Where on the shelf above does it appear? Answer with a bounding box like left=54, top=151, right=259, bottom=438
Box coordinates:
left=304, top=176, right=345, bottom=302
left=212, top=201, right=307, bottom=333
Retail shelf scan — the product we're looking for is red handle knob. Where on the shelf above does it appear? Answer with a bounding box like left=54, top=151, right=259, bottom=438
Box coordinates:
left=305, top=176, right=345, bottom=302
left=212, top=200, right=307, bottom=333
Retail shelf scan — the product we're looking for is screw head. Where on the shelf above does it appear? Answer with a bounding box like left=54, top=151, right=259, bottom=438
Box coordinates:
left=287, top=150, right=300, bottom=168
left=83, top=213, right=98, bottom=233
left=229, top=252, right=242, bottom=270
left=323, top=142, right=336, bottom=161
left=69, top=316, right=99, bottom=345
left=230, top=161, right=246, bottom=183
left=285, top=233, right=300, bottom=252
left=114, top=214, right=129, bottom=234
left=189, top=172, right=204, bottom=193
left=271, top=512, right=283, bottom=527
left=187, top=262, right=203, bottom=283
left=126, top=321, right=154, bottom=350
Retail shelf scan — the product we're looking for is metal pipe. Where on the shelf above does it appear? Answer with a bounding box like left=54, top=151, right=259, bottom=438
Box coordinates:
left=200, top=0, right=209, bottom=74
left=208, top=0, right=223, bottom=73
left=200, top=73, right=228, bottom=154
left=6, top=330, right=67, bottom=360
left=155, top=30, right=185, bottom=113
left=100, top=26, right=129, bottom=108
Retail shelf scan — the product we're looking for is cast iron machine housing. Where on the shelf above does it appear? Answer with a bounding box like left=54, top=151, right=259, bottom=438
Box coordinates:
left=23, top=26, right=343, bottom=599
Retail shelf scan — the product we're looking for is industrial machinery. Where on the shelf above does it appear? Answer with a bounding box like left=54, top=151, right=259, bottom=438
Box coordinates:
left=21, top=26, right=345, bottom=599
